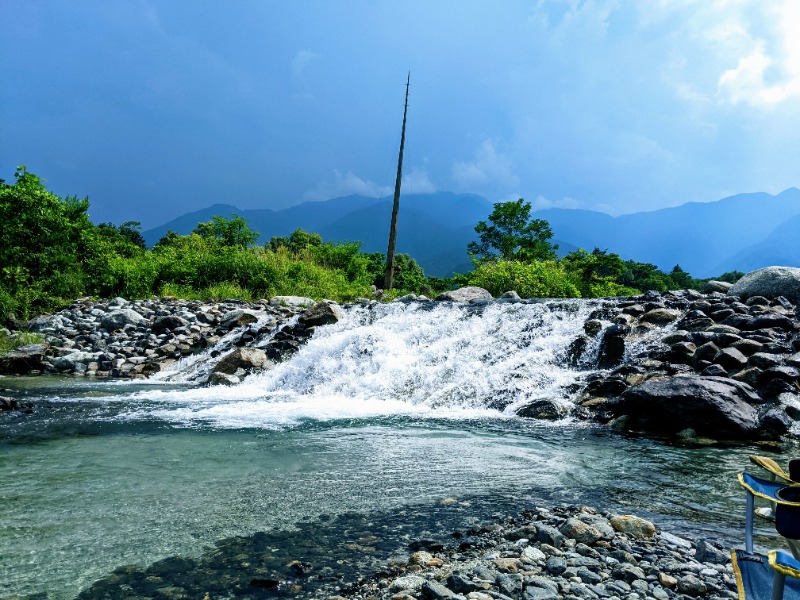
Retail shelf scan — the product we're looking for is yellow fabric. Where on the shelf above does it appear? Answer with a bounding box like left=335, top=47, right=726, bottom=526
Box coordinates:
left=738, top=473, right=800, bottom=507
left=751, top=455, right=793, bottom=482
left=731, top=549, right=747, bottom=600
left=769, top=550, right=800, bottom=579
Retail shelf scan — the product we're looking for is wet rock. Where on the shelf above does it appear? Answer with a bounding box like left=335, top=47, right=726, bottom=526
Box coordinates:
left=517, top=399, right=567, bottom=420
left=435, top=286, right=492, bottom=303
left=639, top=308, right=681, bottom=324
left=608, top=376, right=762, bottom=439
left=208, top=372, right=241, bottom=386
left=298, top=301, right=345, bottom=328
left=597, top=323, right=629, bottom=369
left=212, top=347, right=269, bottom=375
left=713, top=347, right=748, bottom=371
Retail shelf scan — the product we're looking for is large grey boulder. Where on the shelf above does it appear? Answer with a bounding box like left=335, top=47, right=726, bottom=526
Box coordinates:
left=101, top=309, right=146, bottom=331
left=729, top=267, right=800, bottom=304
left=435, top=286, right=492, bottom=302
left=607, top=376, right=762, bottom=439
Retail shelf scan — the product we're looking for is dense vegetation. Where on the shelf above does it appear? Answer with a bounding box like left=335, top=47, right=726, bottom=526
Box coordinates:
left=0, top=168, right=741, bottom=324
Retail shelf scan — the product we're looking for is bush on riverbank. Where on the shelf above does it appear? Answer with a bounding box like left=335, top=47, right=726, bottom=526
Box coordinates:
left=0, top=167, right=742, bottom=323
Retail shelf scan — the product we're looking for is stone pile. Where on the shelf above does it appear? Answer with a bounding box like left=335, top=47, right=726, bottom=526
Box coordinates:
left=0, top=296, right=313, bottom=379
left=333, top=504, right=738, bottom=600
left=570, top=282, right=800, bottom=441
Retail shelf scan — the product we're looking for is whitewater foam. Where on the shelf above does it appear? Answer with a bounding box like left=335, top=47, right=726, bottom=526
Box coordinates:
left=102, top=300, right=621, bottom=429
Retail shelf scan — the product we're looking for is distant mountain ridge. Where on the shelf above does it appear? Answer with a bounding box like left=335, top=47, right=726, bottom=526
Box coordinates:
left=142, top=188, right=800, bottom=278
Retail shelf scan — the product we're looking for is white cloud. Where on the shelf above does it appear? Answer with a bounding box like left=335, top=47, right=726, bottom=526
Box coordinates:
left=451, top=140, right=519, bottom=190
left=716, top=2, right=800, bottom=106
left=401, top=167, right=437, bottom=194
left=530, top=195, right=582, bottom=211
left=303, top=170, right=391, bottom=201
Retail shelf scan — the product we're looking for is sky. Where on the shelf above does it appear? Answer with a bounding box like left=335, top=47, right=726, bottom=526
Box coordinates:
left=2, top=1, right=800, bottom=229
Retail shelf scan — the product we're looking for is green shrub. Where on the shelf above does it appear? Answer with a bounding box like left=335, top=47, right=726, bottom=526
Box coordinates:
left=468, top=260, right=581, bottom=298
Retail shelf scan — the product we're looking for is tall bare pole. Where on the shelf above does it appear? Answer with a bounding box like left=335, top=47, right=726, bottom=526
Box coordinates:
left=384, top=72, right=410, bottom=290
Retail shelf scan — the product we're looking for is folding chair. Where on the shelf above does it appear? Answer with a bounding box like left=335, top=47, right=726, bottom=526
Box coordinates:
left=733, top=464, right=800, bottom=599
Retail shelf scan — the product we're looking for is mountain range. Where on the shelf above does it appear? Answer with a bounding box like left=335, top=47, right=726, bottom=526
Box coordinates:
left=142, top=188, right=800, bottom=278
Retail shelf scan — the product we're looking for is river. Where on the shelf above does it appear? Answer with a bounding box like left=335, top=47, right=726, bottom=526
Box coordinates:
left=0, top=300, right=791, bottom=598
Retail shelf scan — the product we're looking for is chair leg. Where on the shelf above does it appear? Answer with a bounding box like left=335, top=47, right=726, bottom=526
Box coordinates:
left=746, top=491, right=754, bottom=553
left=772, top=570, right=786, bottom=600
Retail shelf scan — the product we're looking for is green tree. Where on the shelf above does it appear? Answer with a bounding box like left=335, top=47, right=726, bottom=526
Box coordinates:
left=0, top=166, right=94, bottom=317
left=468, top=198, right=558, bottom=262
left=193, top=215, right=259, bottom=248
left=267, top=228, right=323, bottom=254
left=668, top=264, right=695, bottom=289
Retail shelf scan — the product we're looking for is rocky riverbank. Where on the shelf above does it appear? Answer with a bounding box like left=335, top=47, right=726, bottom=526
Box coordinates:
left=77, top=499, right=744, bottom=600
left=2, top=267, right=800, bottom=443
left=330, top=503, right=738, bottom=600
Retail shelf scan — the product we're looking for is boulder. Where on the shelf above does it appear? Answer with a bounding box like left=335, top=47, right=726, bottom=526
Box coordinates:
left=100, top=309, right=146, bottom=331
left=516, top=398, right=567, bottom=420
left=702, top=280, right=733, bottom=294
left=219, top=309, right=260, bottom=329
left=151, top=315, right=188, bottom=333
left=0, top=343, right=49, bottom=374
left=597, top=323, right=629, bottom=368
left=639, top=308, right=681, bottom=324
left=212, top=348, right=269, bottom=375
left=610, top=514, right=656, bottom=540
left=435, top=286, right=492, bottom=303
left=607, top=376, right=762, bottom=439
left=298, top=302, right=344, bottom=328
left=729, top=267, right=800, bottom=304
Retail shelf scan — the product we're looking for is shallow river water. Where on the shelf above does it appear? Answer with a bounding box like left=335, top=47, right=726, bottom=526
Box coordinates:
left=1, top=301, right=793, bottom=598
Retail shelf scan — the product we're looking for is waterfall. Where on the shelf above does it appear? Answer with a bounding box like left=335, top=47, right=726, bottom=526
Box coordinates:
left=116, top=298, right=674, bottom=429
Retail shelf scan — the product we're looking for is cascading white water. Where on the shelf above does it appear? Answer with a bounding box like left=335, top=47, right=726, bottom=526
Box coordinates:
left=127, top=299, right=664, bottom=429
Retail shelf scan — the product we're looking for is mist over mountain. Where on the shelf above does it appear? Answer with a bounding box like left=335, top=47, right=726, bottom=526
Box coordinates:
left=143, top=188, right=800, bottom=278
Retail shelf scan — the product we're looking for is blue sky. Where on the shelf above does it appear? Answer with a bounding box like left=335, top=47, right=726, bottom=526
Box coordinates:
left=2, top=1, right=799, bottom=228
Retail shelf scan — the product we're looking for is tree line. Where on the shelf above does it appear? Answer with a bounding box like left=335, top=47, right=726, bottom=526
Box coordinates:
left=0, top=166, right=742, bottom=323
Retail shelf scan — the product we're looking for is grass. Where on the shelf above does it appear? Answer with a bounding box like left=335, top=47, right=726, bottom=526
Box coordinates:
left=0, top=329, right=44, bottom=354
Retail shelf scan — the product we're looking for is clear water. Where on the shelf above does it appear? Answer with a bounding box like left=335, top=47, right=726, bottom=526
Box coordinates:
left=0, top=301, right=793, bottom=598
